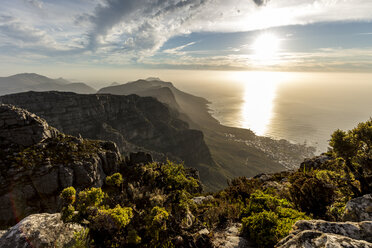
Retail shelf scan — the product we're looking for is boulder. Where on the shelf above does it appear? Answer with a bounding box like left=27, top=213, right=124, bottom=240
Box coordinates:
left=300, top=154, right=332, bottom=171
left=212, top=223, right=255, bottom=248
left=0, top=104, right=59, bottom=147
left=343, top=194, right=372, bottom=222
left=0, top=213, right=83, bottom=248
left=276, top=220, right=372, bottom=248
left=276, top=230, right=372, bottom=248
left=192, top=195, right=214, bottom=205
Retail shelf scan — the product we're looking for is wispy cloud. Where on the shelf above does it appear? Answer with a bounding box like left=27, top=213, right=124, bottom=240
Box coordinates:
left=163, top=42, right=196, bottom=55
left=0, top=0, right=372, bottom=71
left=24, top=0, right=44, bottom=9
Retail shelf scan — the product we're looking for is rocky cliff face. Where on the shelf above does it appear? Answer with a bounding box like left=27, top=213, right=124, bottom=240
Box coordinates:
left=0, top=91, right=214, bottom=169
left=0, top=104, right=122, bottom=228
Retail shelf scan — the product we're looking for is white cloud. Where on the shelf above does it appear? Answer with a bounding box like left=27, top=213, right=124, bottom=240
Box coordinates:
left=1, top=0, right=372, bottom=70
left=163, top=42, right=196, bottom=55
left=24, top=0, right=44, bottom=9
left=82, top=0, right=372, bottom=57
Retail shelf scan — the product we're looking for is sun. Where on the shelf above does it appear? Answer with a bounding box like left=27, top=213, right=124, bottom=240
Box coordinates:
left=252, top=33, right=280, bottom=64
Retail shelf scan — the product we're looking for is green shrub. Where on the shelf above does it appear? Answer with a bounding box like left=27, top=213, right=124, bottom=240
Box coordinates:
left=329, top=119, right=372, bottom=195
left=96, top=205, right=133, bottom=229
left=160, top=161, right=199, bottom=192
left=289, top=172, right=335, bottom=218
left=71, top=228, right=91, bottom=248
left=241, top=191, right=309, bottom=248
left=145, top=206, right=170, bottom=246
left=106, top=173, right=124, bottom=187
left=76, top=188, right=105, bottom=213
left=60, top=186, right=76, bottom=205
left=61, top=204, right=75, bottom=222
left=242, top=210, right=279, bottom=247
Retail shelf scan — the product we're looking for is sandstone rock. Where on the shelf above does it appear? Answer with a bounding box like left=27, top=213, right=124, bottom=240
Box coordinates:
left=253, top=173, right=273, bottom=182
left=0, top=213, right=83, bottom=248
left=192, top=195, right=214, bottom=205
left=290, top=220, right=372, bottom=242
left=276, top=230, right=372, bottom=248
left=0, top=230, right=7, bottom=238
left=343, top=194, right=372, bottom=222
left=0, top=104, right=59, bottom=147
left=0, top=104, right=122, bottom=228
left=276, top=220, right=372, bottom=248
left=127, top=152, right=153, bottom=166
left=212, top=223, right=255, bottom=248
left=300, top=154, right=332, bottom=171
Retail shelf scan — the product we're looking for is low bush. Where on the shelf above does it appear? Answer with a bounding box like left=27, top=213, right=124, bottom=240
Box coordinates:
left=241, top=191, right=309, bottom=248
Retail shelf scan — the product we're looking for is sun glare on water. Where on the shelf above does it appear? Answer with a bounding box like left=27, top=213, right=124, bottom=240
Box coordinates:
left=252, top=33, right=280, bottom=64
left=231, top=71, right=291, bottom=136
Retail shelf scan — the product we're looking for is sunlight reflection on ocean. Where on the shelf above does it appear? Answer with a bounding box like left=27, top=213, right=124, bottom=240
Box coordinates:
left=172, top=71, right=372, bottom=153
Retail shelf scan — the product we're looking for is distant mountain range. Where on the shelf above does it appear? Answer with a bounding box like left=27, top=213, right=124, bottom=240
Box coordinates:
left=0, top=73, right=96, bottom=95
left=99, top=78, right=316, bottom=189
left=0, top=73, right=315, bottom=190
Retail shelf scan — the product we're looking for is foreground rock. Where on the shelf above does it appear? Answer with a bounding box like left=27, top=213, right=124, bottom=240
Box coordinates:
left=0, top=104, right=122, bottom=227
left=212, top=223, right=255, bottom=248
left=343, top=194, right=372, bottom=222
left=276, top=230, right=372, bottom=248
left=276, top=220, right=372, bottom=248
left=0, top=213, right=83, bottom=248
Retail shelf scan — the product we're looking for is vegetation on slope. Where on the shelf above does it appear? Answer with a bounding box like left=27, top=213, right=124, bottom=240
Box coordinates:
left=60, top=119, right=372, bottom=248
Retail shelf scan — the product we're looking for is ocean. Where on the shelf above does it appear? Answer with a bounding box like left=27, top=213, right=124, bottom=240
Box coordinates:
left=170, top=71, right=372, bottom=153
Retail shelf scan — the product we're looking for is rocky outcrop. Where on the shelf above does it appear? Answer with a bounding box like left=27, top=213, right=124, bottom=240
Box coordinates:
left=0, top=91, right=214, bottom=168
left=0, top=104, right=59, bottom=147
left=276, top=230, right=372, bottom=248
left=0, top=104, right=122, bottom=228
left=300, top=154, right=332, bottom=171
left=0, top=213, right=83, bottom=248
left=212, top=223, right=255, bottom=248
left=277, top=194, right=372, bottom=247
left=276, top=220, right=372, bottom=247
left=343, top=194, right=372, bottom=222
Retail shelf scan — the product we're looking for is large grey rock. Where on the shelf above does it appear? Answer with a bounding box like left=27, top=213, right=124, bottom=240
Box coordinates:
left=212, top=223, right=255, bottom=248
left=0, top=104, right=59, bottom=147
left=276, top=220, right=372, bottom=248
left=300, top=155, right=332, bottom=171
left=291, top=220, right=372, bottom=242
left=0, top=213, right=83, bottom=248
left=276, top=230, right=372, bottom=248
left=343, top=194, right=372, bottom=222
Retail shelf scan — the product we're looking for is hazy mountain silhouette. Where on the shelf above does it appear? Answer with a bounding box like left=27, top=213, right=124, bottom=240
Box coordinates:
left=0, top=73, right=96, bottom=95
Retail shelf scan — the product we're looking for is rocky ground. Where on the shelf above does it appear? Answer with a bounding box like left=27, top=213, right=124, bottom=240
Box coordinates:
left=276, top=194, right=372, bottom=248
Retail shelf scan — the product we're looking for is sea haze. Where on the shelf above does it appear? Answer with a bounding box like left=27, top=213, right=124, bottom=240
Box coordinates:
left=170, top=71, right=372, bottom=153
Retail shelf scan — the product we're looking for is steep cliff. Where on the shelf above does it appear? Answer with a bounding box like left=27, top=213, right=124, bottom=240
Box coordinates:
left=0, top=104, right=122, bottom=228
left=0, top=91, right=221, bottom=190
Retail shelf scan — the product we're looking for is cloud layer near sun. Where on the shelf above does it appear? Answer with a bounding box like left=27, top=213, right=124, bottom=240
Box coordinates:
left=0, top=0, right=372, bottom=71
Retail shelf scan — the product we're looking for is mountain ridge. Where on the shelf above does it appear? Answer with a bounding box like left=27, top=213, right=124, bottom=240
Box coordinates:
left=0, top=91, right=226, bottom=191
left=0, top=73, right=96, bottom=95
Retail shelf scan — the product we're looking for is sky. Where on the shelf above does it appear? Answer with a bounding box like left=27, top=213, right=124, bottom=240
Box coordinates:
left=0, top=0, right=372, bottom=81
